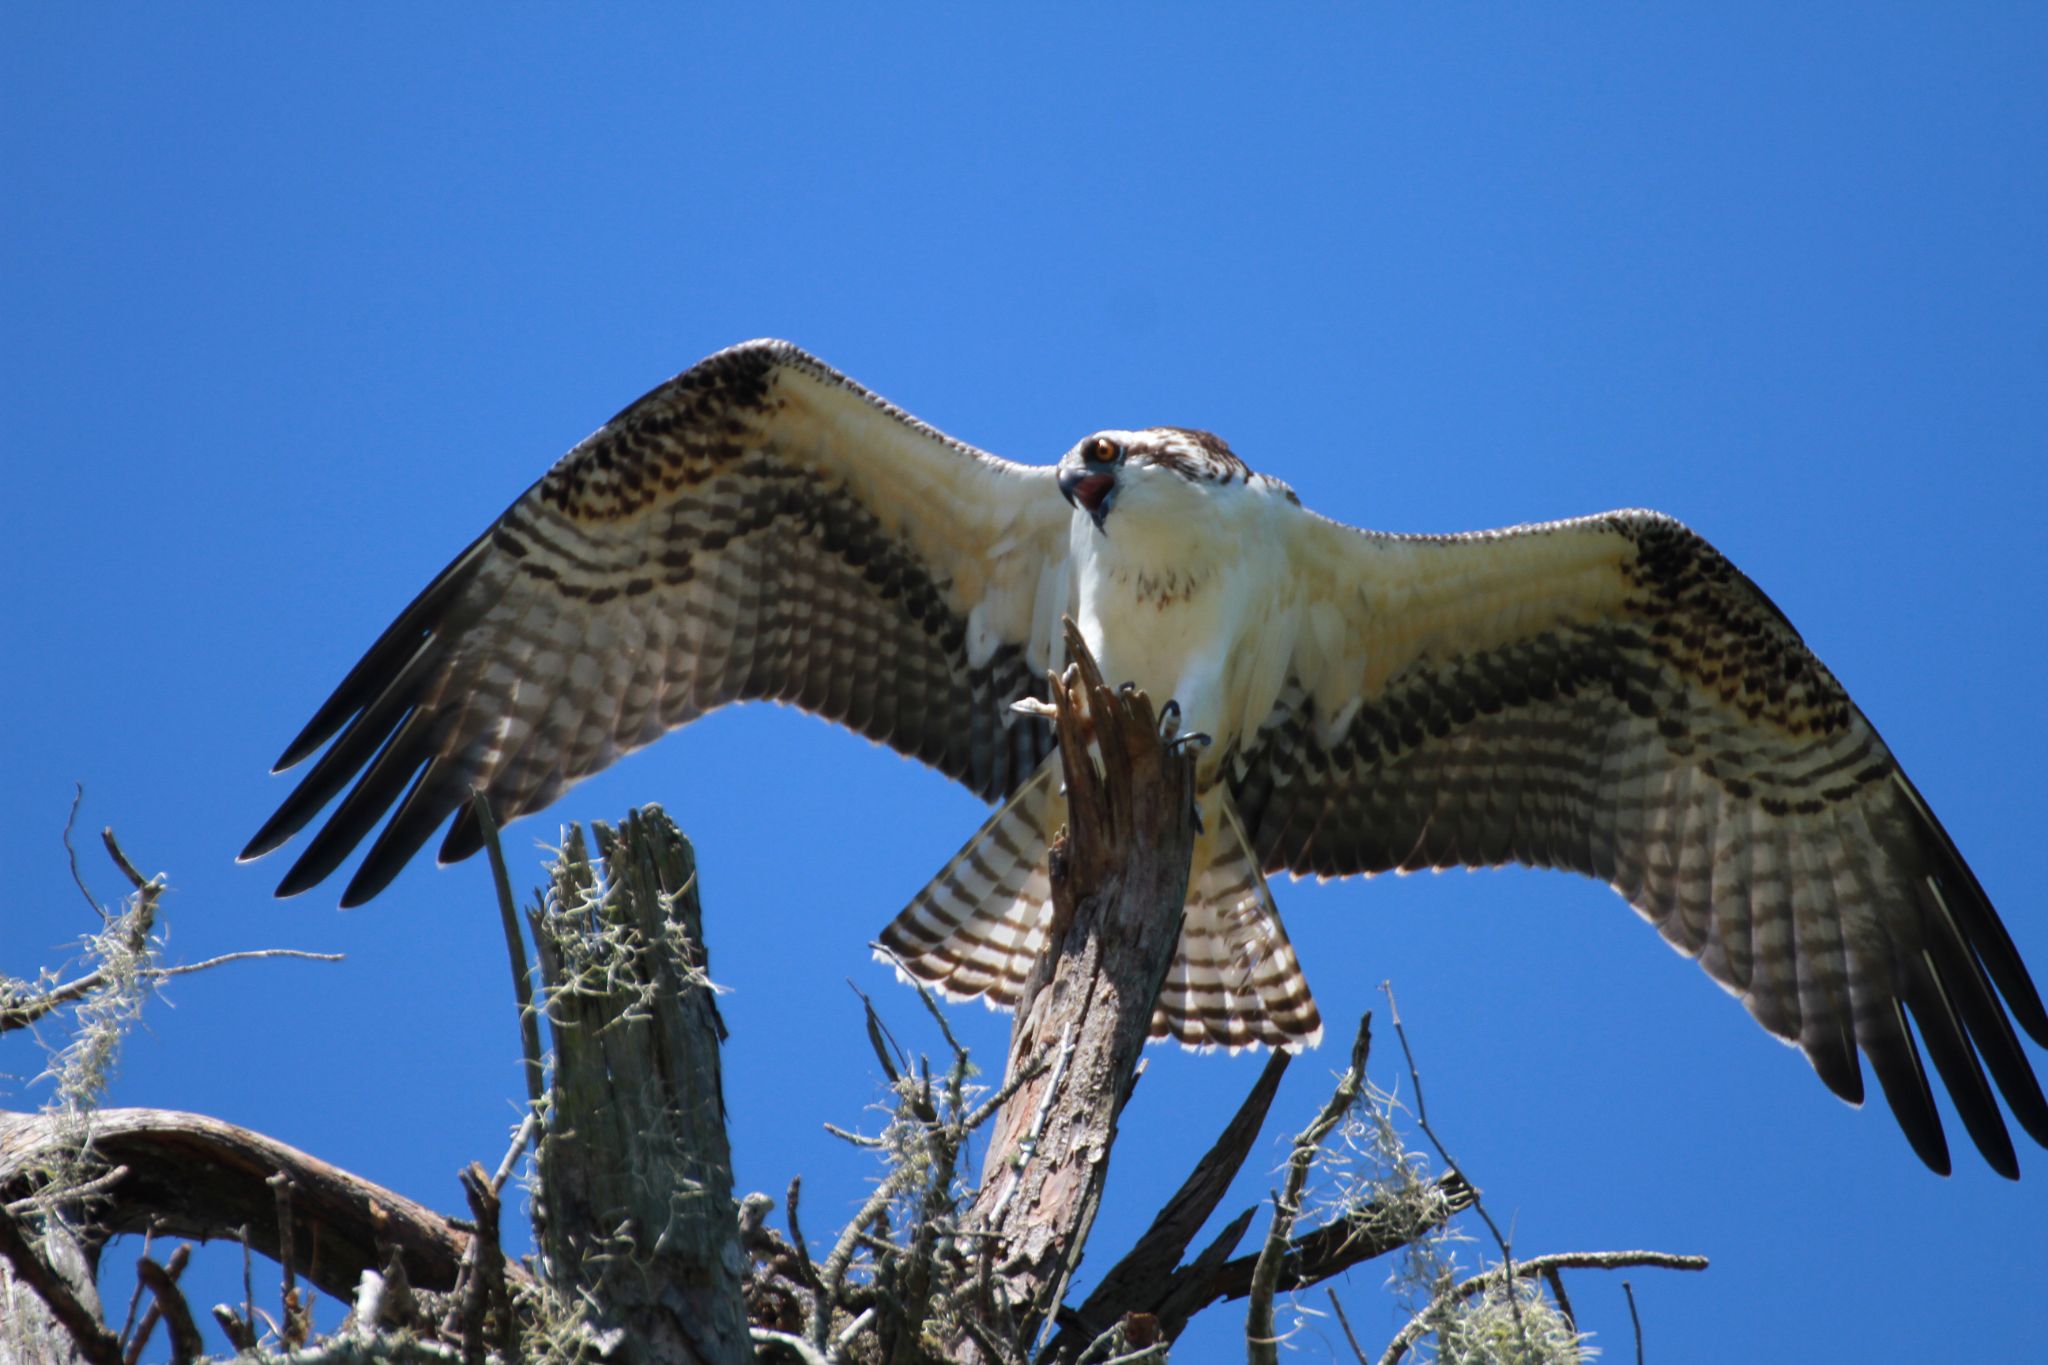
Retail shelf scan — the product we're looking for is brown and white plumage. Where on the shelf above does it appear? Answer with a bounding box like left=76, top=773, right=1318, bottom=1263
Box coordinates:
left=246, top=339, right=2048, bottom=1176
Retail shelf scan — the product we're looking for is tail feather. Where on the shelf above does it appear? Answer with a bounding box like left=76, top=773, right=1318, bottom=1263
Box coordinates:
left=876, top=758, right=1062, bottom=1007
left=1154, top=796, right=1324, bottom=1051
left=876, top=764, right=1323, bottom=1050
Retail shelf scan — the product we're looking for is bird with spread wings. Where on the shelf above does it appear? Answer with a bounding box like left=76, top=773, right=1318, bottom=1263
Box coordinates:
left=244, top=339, right=2047, bottom=1177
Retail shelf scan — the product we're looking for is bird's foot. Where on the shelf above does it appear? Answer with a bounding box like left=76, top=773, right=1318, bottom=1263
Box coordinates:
left=1010, top=696, right=1058, bottom=723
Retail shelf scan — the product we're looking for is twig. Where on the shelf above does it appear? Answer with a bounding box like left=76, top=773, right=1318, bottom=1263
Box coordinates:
left=100, top=828, right=150, bottom=892
left=157, top=949, right=345, bottom=978
left=1625, top=1279, right=1644, bottom=1364
left=490, top=1112, right=539, bottom=1196
left=135, top=1254, right=205, bottom=1364
left=814, top=1163, right=915, bottom=1351
left=123, top=1243, right=191, bottom=1365
left=0, top=1203, right=124, bottom=1365
left=64, top=783, right=105, bottom=921
left=1247, top=1013, right=1371, bottom=1365
left=786, top=1176, right=820, bottom=1291
left=242, top=1222, right=257, bottom=1347
left=1382, top=982, right=1523, bottom=1338
left=212, top=1304, right=261, bottom=1353
left=2, top=951, right=342, bottom=1035
left=458, top=1162, right=513, bottom=1365
left=269, top=1172, right=299, bottom=1322
left=4, top=1161, right=132, bottom=1215
left=1543, top=1263, right=1577, bottom=1334
left=833, top=1304, right=877, bottom=1352
left=958, top=1054, right=1050, bottom=1134
left=1376, top=1251, right=1707, bottom=1365
left=114, top=1223, right=152, bottom=1349
left=1327, top=1288, right=1369, bottom=1365
left=473, top=791, right=546, bottom=1113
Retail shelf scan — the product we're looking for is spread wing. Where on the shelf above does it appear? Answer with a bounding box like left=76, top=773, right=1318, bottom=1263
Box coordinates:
left=1235, top=508, right=2048, bottom=1175
left=244, top=340, right=1073, bottom=906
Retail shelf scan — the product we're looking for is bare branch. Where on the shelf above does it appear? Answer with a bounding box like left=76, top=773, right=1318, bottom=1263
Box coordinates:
left=156, top=949, right=344, bottom=979
left=1383, top=980, right=1526, bottom=1343
left=1377, top=1251, right=1708, bottom=1365
left=1203, top=1171, right=1474, bottom=1303
left=1052, top=1049, right=1290, bottom=1355
left=134, top=1254, right=203, bottom=1365
left=2, top=951, right=341, bottom=1036
left=1327, top=1288, right=1369, bottom=1365
left=0, top=1108, right=481, bottom=1301
left=63, top=784, right=104, bottom=922
left=98, top=829, right=150, bottom=894
left=472, top=792, right=545, bottom=1113
left=1248, top=1013, right=1371, bottom=1365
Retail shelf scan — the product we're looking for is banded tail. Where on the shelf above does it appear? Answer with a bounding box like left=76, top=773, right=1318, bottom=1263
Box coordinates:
left=875, top=755, right=1323, bottom=1050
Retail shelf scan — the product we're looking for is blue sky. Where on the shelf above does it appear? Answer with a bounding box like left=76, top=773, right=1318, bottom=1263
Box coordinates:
left=6, top=8, right=2045, bottom=1361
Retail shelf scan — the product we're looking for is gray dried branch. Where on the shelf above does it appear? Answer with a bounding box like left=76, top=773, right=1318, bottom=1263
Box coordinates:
left=133, top=1255, right=201, bottom=1364
left=1247, top=1013, right=1372, bottom=1365
left=472, top=792, right=545, bottom=1113
left=121, top=1242, right=189, bottom=1365
left=0, top=1108, right=482, bottom=1302
left=1047, top=1049, right=1291, bottom=1357
left=1377, top=1251, right=1709, bottom=1365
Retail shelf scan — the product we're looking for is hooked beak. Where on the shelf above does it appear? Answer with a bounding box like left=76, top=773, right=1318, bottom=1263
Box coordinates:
left=1059, top=466, right=1117, bottom=533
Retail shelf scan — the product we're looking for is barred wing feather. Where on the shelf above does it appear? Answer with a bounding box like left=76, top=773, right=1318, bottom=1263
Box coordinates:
left=243, top=341, right=1073, bottom=906
left=1239, top=509, right=2048, bottom=1176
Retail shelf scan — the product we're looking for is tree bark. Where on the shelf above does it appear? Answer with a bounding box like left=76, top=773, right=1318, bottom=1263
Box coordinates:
left=960, top=624, right=1200, bottom=1357
left=529, top=809, right=750, bottom=1365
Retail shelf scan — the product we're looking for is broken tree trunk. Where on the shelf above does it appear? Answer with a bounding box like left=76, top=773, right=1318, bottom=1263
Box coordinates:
left=529, top=809, right=750, bottom=1365
left=959, top=624, right=1201, bottom=1357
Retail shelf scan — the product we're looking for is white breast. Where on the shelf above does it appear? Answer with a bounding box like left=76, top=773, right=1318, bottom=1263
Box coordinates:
left=1066, top=478, right=1302, bottom=763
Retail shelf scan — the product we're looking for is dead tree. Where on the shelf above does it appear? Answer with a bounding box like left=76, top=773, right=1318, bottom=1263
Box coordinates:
left=951, top=622, right=1201, bottom=1358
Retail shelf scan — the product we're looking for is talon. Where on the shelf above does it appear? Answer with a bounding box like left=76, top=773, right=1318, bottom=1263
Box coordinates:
left=1011, top=697, right=1058, bottom=721
left=1169, top=730, right=1213, bottom=754
left=1119, top=680, right=1138, bottom=696
left=1158, top=699, right=1182, bottom=742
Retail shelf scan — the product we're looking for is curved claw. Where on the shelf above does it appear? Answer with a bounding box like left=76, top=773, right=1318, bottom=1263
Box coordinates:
left=1168, top=730, right=1213, bottom=754
left=1158, top=699, right=1183, bottom=742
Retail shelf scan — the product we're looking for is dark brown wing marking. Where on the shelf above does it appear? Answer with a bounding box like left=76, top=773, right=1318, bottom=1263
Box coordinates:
left=245, top=341, right=1070, bottom=906
left=1244, top=509, right=2048, bottom=1175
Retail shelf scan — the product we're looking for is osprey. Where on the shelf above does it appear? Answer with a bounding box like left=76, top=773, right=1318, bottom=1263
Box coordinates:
left=245, top=340, right=2047, bottom=1177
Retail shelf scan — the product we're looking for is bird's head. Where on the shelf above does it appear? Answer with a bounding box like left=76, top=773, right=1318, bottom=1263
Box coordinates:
left=1056, top=427, right=1264, bottom=535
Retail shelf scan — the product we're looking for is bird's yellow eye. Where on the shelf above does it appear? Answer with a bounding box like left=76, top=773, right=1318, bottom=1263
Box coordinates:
left=1089, top=436, right=1120, bottom=464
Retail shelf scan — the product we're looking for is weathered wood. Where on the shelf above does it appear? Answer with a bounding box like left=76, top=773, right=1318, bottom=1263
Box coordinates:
left=1045, top=1050, right=1290, bottom=1357
left=961, top=623, right=1201, bottom=1356
left=529, top=809, right=749, bottom=1365
left=0, top=1108, right=476, bottom=1303
left=0, top=1203, right=119, bottom=1365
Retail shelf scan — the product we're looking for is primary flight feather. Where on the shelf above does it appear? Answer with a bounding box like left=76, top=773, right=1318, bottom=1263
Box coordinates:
left=245, top=339, right=2048, bottom=1177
